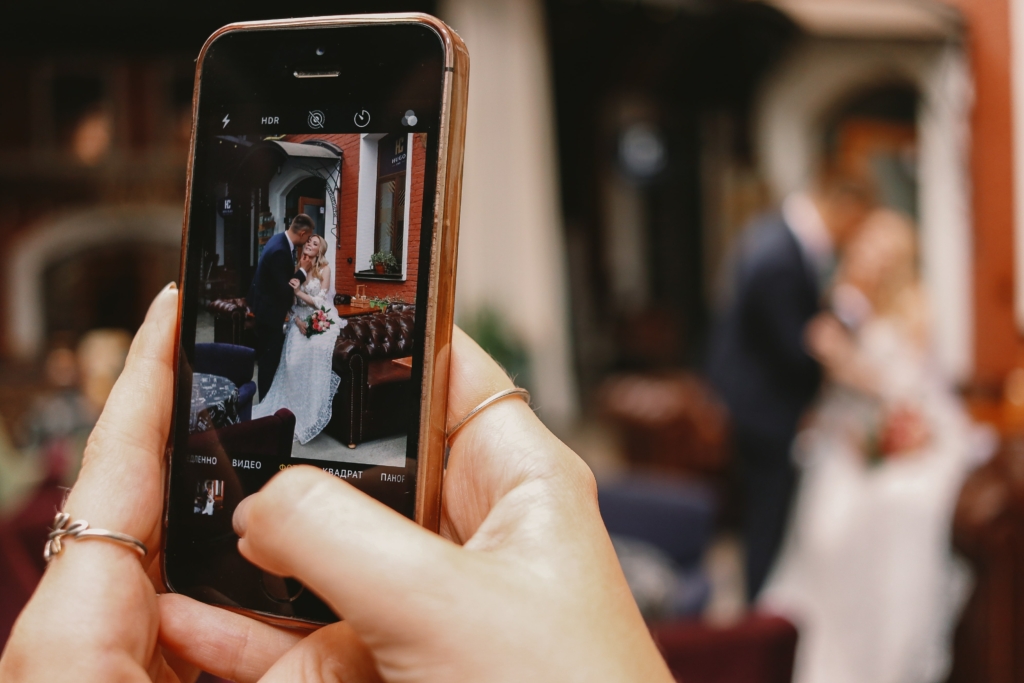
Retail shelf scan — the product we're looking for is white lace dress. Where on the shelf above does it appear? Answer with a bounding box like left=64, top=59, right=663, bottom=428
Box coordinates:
left=759, top=317, right=991, bottom=683
left=252, top=276, right=345, bottom=444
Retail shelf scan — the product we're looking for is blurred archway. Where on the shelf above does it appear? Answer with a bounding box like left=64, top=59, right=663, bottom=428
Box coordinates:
left=822, top=82, right=920, bottom=219
left=6, top=206, right=182, bottom=358
left=754, top=28, right=971, bottom=382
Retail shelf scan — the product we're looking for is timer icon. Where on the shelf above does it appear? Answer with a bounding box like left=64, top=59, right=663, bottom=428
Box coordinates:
left=353, top=109, right=371, bottom=128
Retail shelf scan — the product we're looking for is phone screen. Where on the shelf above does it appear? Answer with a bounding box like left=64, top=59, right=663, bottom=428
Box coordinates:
left=164, top=21, right=447, bottom=623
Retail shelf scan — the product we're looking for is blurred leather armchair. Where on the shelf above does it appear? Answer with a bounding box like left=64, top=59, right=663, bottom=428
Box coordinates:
left=651, top=614, right=798, bottom=683
left=597, top=372, right=730, bottom=478
left=327, top=307, right=416, bottom=448
left=600, top=475, right=717, bottom=618
left=949, top=435, right=1024, bottom=683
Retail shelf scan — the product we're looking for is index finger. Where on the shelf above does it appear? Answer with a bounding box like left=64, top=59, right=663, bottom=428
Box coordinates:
left=440, top=328, right=594, bottom=545
left=158, top=594, right=306, bottom=683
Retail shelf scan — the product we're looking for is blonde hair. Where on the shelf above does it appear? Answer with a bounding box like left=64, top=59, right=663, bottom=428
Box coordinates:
left=837, top=208, right=929, bottom=347
left=307, top=235, right=329, bottom=283
left=858, top=209, right=917, bottom=316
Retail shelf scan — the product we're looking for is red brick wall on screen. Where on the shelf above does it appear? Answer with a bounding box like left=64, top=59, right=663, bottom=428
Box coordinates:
left=284, top=132, right=426, bottom=305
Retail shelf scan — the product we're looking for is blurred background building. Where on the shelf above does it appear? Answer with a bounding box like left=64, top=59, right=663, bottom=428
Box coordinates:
left=3, top=1, right=1024, bottom=681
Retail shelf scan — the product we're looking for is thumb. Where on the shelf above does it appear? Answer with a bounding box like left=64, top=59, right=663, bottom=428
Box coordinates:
left=65, top=282, right=179, bottom=548
left=233, top=466, right=461, bottom=631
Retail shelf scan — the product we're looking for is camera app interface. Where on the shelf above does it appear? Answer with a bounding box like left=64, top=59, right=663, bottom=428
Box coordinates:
left=181, top=108, right=431, bottom=525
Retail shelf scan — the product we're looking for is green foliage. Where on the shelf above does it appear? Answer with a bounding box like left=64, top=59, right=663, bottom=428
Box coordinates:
left=370, top=251, right=399, bottom=272
left=460, top=306, right=531, bottom=391
left=369, top=296, right=392, bottom=313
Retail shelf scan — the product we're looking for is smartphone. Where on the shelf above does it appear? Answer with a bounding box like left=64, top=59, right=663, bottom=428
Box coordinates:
left=162, top=14, right=468, bottom=626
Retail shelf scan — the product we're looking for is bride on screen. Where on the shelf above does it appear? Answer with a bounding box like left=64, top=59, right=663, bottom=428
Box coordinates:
left=252, top=234, right=345, bottom=443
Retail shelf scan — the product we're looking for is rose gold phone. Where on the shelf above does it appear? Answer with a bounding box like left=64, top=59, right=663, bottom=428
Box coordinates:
left=162, top=13, right=468, bottom=625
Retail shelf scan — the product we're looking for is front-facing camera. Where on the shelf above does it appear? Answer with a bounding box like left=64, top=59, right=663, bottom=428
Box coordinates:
left=315, top=47, right=325, bottom=56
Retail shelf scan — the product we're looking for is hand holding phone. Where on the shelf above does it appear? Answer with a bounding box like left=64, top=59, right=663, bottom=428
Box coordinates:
left=159, top=328, right=676, bottom=683
left=0, top=288, right=674, bottom=683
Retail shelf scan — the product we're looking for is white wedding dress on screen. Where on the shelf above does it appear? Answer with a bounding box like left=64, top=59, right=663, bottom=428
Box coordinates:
left=252, top=275, right=345, bottom=444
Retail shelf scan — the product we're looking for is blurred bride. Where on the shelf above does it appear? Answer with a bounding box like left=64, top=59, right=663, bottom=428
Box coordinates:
left=760, top=210, right=988, bottom=683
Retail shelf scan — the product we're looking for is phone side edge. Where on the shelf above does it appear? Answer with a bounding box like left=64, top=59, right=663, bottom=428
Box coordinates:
left=160, top=20, right=212, bottom=593
left=414, top=21, right=469, bottom=532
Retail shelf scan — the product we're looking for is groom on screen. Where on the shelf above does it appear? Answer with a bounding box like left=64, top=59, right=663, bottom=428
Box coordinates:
left=248, top=213, right=314, bottom=399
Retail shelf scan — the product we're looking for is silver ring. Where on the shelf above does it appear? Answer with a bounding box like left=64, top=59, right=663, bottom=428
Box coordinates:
left=447, top=388, right=531, bottom=441
left=44, top=512, right=148, bottom=562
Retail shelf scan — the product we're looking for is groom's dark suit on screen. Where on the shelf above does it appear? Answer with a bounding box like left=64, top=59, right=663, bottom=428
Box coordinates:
left=707, top=208, right=824, bottom=601
left=248, top=231, right=305, bottom=400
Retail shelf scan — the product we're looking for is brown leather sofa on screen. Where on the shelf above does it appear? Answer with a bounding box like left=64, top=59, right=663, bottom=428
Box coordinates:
left=207, top=298, right=254, bottom=348
left=326, top=305, right=416, bottom=448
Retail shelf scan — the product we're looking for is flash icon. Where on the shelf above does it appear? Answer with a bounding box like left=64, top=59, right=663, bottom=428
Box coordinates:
left=222, top=114, right=230, bottom=129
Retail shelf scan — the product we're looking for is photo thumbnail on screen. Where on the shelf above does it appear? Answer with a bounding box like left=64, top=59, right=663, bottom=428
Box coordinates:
left=194, top=479, right=225, bottom=516
left=189, top=131, right=428, bottom=478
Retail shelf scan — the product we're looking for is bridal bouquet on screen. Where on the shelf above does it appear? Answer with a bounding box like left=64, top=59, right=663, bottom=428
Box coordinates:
left=304, top=306, right=334, bottom=338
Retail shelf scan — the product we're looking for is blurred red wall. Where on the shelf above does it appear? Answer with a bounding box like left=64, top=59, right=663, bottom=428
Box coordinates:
left=945, top=0, right=1019, bottom=385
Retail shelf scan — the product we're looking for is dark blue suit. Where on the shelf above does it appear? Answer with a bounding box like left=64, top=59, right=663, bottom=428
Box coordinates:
left=248, top=231, right=305, bottom=399
left=707, top=212, right=823, bottom=600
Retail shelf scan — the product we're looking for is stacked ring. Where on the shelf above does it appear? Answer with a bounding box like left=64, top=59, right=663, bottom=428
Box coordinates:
left=44, top=512, right=148, bottom=562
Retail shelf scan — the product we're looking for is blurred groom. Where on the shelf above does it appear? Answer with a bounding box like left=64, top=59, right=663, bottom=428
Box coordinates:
left=707, top=167, right=873, bottom=601
left=248, top=213, right=315, bottom=399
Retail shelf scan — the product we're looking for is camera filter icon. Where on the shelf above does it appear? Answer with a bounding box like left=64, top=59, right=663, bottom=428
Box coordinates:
left=401, top=110, right=418, bottom=126
left=307, top=110, right=326, bottom=129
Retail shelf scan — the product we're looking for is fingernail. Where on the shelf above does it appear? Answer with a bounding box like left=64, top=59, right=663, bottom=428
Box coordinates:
left=165, top=281, right=178, bottom=291
left=233, top=496, right=251, bottom=536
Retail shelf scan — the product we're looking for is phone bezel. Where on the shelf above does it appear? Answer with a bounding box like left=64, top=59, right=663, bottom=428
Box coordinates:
left=163, top=13, right=468, bottom=627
